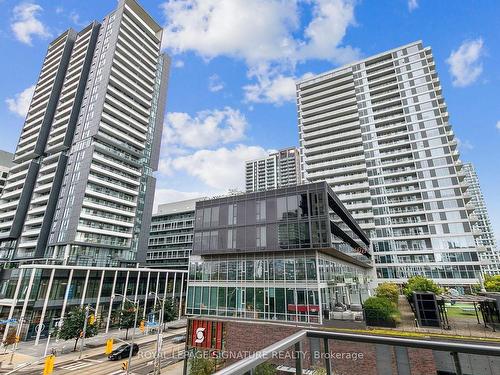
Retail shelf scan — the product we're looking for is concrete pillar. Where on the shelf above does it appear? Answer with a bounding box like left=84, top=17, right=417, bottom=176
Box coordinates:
left=35, top=268, right=56, bottom=345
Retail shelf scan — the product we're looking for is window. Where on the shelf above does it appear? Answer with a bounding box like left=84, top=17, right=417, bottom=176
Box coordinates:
left=256, top=226, right=266, bottom=248
left=277, top=197, right=287, bottom=220
left=256, top=200, right=266, bottom=221
left=228, top=204, right=237, bottom=225
left=227, top=229, right=236, bottom=249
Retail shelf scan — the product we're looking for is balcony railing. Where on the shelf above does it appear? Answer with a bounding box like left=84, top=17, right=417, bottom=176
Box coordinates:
left=212, top=329, right=500, bottom=375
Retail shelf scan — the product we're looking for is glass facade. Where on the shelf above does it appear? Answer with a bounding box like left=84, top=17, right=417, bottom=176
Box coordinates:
left=187, top=182, right=372, bottom=325
left=187, top=251, right=369, bottom=323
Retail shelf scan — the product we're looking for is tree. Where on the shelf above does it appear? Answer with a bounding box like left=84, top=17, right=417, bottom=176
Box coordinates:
left=403, top=276, right=442, bottom=298
left=189, top=354, right=215, bottom=375
left=375, top=282, right=399, bottom=305
left=161, top=297, right=178, bottom=323
left=2, top=329, right=17, bottom=353
left=56, top=306, right=98, bottom=351
left=115, top=300, right=142, bottom=340
left=484, top=274, right=500, bottom=292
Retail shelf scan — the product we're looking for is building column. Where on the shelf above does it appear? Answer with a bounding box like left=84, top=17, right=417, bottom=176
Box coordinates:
left=143, top=272, right=151, bottom=319
left=122, top=271, right=130, bottom=310
left=171, top=273, right=177, bottom=301
left=94, top=270, right=106, bottom=323
left=178, top=272, right=185, bottom=318
left=154, top=272, right=160, bottom=299
left=80, top=269, right=90, bottom=307
left=35, top=268, right=56, bottom=345
left=59, top=269, right=74, bottom=325
left=133, top=271, right=141, bottom=303
left=2, top=268, right=25, bottom=342
left=17, top=268, right=37, bottom=342
left=105, top=270, right=118, bottom=334
left=163, top=272, right=169, bottom=300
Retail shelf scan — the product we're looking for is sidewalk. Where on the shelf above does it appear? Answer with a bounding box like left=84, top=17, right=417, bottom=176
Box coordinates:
left=0, top=319, right=187, bottom=371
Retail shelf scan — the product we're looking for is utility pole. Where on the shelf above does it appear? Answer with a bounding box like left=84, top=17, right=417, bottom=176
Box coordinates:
left=79, top=305, right=90, bottom=359
left=126, top=300, right=139, bottom=375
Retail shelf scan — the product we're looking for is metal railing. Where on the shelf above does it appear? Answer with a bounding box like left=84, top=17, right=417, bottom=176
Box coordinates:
left=213, top=329, right=500, bottom=375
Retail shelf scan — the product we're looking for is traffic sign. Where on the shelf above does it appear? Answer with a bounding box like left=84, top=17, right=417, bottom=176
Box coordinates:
left=0, top=319, right=17, bottom=325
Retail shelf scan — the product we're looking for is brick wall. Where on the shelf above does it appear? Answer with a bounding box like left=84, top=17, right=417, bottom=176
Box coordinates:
left=189, top=318, right=438, bottom=374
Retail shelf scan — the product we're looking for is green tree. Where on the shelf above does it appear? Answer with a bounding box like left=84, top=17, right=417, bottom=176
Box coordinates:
left=115, top=300, right=142, bottom=340
left=162, top=297, right=178, bottom=323
left=255, top=362, right=277, bottom=375
left=484, top=274, right=500, bottom=292
left=189, top=354, right=215, bottom=375
left=375, top=282, right=400, bottom=305
left=56, top=307, right=98, bottom=351
left=403, top=276, right=442, bottom=298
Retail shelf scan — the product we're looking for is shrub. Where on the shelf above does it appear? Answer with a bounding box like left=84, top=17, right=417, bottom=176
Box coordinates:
left=189, top=355, right=215, bottom=375
left=255, top=362, right=277, bottom=375
left=363, top=296, right=399, bottom=322
left=403, top=276, right=442, bottom=299
left=484, top=274, right=500, bottom=292
left=375, top=282, right=399, bottom=305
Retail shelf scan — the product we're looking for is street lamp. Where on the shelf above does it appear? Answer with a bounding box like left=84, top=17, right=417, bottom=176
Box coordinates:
left=79, top=305, right=96, bottom=359
left=149, top=292, right=166, bottom=375
left=112, top=293, right=139, bottom=375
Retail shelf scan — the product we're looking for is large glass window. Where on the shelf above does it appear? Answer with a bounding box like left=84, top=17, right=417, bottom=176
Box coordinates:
left=277, top=197, right=287, bottom=220
left=227, top=229, right=236, bottom=249
left=228, top=204, right=237, bottom=225
left=310, top=192, right=325, bottom=216
left=274, top=259, right=284, bottom=280
left=278, top=224, right=288, bottom=249
left=256, top=226, right=266, bottom=248
left=211, top=206, right=219, bottom=226
left=217, top=287, right=226, bottom=316
left=256, top=200, right=266, bottom=221
left=287, top=195, right=298, bottom=219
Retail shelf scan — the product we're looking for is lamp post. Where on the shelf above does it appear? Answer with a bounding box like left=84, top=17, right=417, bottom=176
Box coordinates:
left=112, top=293, right=139, bottom=375
left=79, top=305, right=96, bottom=359
left=149, top=292, right=165, bottom=375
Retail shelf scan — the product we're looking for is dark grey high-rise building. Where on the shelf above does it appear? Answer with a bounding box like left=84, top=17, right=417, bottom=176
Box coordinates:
left=0, top=0, right=169, bottom=266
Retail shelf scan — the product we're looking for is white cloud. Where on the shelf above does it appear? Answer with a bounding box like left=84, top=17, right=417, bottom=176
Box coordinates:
left=153, top=188, right=209, bottom=212
left=496, top=121, right=500, bottom=131
left=208, top=74, right=224, bottom=92
left=68, top=11, right=86, bottom=27
left=298, top=0, right=359, bottom=64
left=457, top=137, right=474, bottom=151
left=244, top=68, right=314, bottom=105
left=408, top=0, right=418, bottom=11
left=170, top=145, right=269, bottom=190
left=11, top=3, right=51, bottom=45
left=163, top=107, right=247, bottom=149
left=446, top=38, right=484, bottom=87
left=5, top=84, right=35, bottom=117
left=173, top=60, right=184, bottom=68
left=160, top=0, right=359, bottom=104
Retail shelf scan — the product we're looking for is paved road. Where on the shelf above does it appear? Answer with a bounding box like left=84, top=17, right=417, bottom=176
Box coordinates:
left=14, top=329, right=186, bottom=375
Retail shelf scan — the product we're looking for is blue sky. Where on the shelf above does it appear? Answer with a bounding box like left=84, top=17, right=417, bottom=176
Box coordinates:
left=0, top=0, right=499, bottom=239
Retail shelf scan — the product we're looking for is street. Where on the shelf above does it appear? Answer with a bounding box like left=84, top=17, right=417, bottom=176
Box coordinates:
left=9, top=328, right=186, bottom=375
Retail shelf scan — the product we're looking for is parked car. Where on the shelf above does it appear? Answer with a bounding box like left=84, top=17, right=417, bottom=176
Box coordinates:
left=108, top=343, right=139, bottom=360
left=171, top=334, right=186, bottom=344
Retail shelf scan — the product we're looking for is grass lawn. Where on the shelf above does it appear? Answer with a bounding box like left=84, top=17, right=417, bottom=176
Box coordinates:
left=445, top=305, right=479, bottom=319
